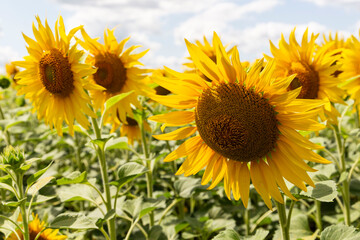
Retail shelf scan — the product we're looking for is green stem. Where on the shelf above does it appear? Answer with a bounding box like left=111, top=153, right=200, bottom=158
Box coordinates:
left=315, top=200, right=322, bottom=232
left=0, top=105, right=11, bottom=146
left=275, top=201, right=290, bottom=240
left=16, top=173, right=29, bottom=240
left=140, top=112, right=154, bottom=227
left=333, top=125, right=351, bottom=225
left=124, top=219, right=140, bottom=240
left=355, top=104, right=359, bottom=129
left=74, top=132, right=83, bottom=172
left=244, top=207, right=250, bottom=236
left=91, top=117, right=116, bottom=240
left=158, top=198, right=181, bottom=225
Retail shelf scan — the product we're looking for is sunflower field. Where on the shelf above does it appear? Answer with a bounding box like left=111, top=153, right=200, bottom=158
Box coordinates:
left=1, top=16, right=360, bottom=240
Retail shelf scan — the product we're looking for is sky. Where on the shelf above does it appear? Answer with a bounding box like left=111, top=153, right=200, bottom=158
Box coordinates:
left=1, top=0, right=360, bottom=74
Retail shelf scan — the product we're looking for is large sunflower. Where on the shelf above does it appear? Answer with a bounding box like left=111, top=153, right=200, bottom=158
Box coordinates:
left=265, top=28, right=345, bottom=123
left=78, top=28, right=152, bottom=128
left=7, top=214, right=66, bottom=240
left=148, top=32, right=330, bottom=208
left=339, top=33, right=360, bottom=117
left=13, top=16, right=100, bottom=136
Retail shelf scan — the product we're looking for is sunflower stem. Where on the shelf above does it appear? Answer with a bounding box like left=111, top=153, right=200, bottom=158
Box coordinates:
left=0, top=104, right=11, bottom=146
left=140, top=110, right=155, bottom=228
left=91, top=117, right=117, bottom=240
left=244, top=207, right=250, bottom=236
left=275, top=201, right=290, bottom=240
left=315, top=200, right=322, bottom=232
left=333, top=124, right=351, bottom=225
left=16, top=172, right=29, bottom=240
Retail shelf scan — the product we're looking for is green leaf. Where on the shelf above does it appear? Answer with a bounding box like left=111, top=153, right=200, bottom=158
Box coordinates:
left=50, top=212, right=98, bottom=229
left=139, top=206, right=157, bottom=219
left=57, top=184, right=97, bottom=203
left=27, top=161, right=53, bottom=187
left=5, top=120, right=27, bottom=131
left=174, top=177, right=202, bottom=198
left=320, top=224, right=360, bottom=240
left=91, top=137, right=113, bottom=150
left=103, top=90, right=134, bottom=115
left=300, top=180, right=337, bottom=202
left=28, top=176, right=55, bottom=195
left=96, top=209, right=116, bottom=228
left=3, top=198, right=26, bottom=207
left=243, top=229, right=269, bottom=240
left=105, top=137, right=130, bottom=151
left=212, top=229, right=241, bottom=240
left=175, top=222, right=189, bottom=234
left=113, top=162, right=148, bottom=188
left=350, top=179, right=360, bottom=196
left=56, top=171, right=87, bottom=185
left=0, top=176, right=16, bottom=195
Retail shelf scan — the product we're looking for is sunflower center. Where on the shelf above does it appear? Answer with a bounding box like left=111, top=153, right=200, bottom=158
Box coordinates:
left=94, top=52, right=126, bottom=93
left=124, top=116, right=138, bottom=126
left=288, top=62, right=319, bottom=99
left=39, top=48, right=74, bottom=97
left=195, top=82, right=279, bottom=162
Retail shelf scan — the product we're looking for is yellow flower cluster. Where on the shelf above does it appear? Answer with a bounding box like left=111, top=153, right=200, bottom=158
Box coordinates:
left=12, top=16, right=360, bottom=210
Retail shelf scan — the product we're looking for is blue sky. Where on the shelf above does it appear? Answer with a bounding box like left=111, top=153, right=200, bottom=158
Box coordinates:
left=1, top=0, right=360, bottom=74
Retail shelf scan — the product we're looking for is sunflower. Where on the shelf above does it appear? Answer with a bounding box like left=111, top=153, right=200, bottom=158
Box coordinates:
left=148, top=32, right=330, bottom=208
left=320, top=32, right=348, bottom=78
left=183, top=35, right=235, bottom=81
left=116, top=116, right=151, bottom=145
left=78, top=28, right=152, bottom=128
left=5, top=62, right=19, bottom=80
left=12, top=16, right=100, bottom=136
left=265, top=28, right=345, bottom=123
left=6, top=214, right=66, bottom=240
left=339, top=33, right=360, bottom=118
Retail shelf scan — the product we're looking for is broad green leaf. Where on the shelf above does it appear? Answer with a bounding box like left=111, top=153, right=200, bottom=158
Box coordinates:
left=56, top=171, right=87, bottom=185
left=28, top=176, right=55, bottom=195
left=57, top=184, right=97, bottom=203
left=321, top=224, right=360, bottom=240
left=27, top=161, right=53, bottom=187
left=113, top=162, right=148, bottom=188
left=103, top=90, right=134, bottom=115
left=149, top=225, right=163, bottom=240
left=105, top=137, right=130, bottom=151
left=300, top=180, right=337, bottom=202
left=174, top=177, right=202, bottom=198
left=123, top=197, right=165, bottom=220
left=212, top=229, right=241, bottom=240
left=243, top=229, right=269, bottom=240
left=50, top=212, right=98, bottom=229
left=29, top=194, right=56, bottom=205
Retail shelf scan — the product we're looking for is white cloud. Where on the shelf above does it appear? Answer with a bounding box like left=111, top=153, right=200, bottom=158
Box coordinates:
left=174, top=0, right=281, bottom=45
left=301, top=0, right=360, bottom=8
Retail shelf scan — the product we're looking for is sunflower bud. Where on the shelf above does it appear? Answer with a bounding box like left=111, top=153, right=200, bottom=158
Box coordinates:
left=0, top=76, right=11, bottom=89
left=1, top=146, right=25, bottom=169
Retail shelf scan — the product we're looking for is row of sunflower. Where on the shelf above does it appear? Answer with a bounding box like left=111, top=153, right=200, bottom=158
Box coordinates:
left=0, top=15, right=360, bottom=240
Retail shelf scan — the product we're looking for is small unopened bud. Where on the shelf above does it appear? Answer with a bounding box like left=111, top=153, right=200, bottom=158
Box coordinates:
left=0, top=76, right=11, bottom=89
left=1, top=146, right=25, bottom=169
